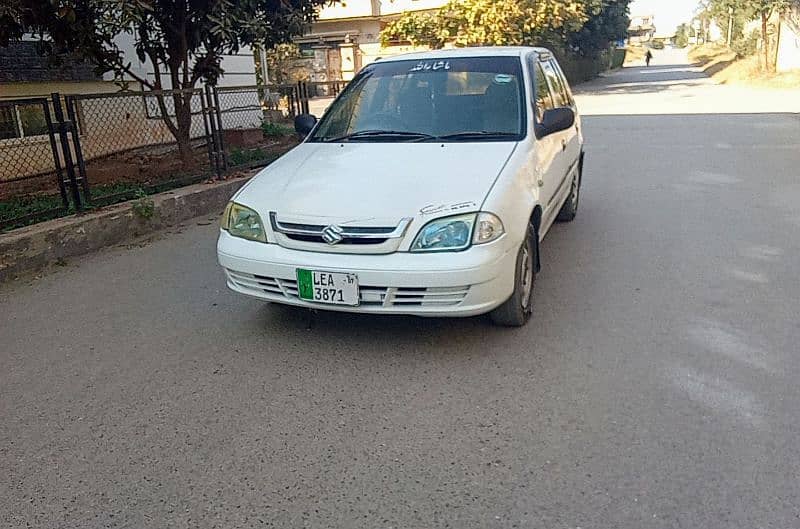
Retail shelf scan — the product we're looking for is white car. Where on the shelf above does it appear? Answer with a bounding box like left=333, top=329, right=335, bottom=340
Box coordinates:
left=218, top=47, right=584, bottom=326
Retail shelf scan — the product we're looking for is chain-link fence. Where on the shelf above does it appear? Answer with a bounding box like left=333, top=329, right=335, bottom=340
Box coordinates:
left=0, top=82, right=340, bottom=231
left=62, top=89, right=216, bottom=207
left=0, top=96, right=73, bottom=227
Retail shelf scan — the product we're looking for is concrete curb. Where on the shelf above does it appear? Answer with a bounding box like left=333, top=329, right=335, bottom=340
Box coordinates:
left=0, top=175, right=251, bottom=283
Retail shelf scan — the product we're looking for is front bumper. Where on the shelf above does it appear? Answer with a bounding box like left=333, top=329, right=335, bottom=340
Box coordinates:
left=217, top=230, right=516, bottom=317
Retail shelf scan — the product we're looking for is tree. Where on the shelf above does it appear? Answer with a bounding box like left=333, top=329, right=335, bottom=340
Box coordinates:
left=697, top=0, right=790, bottom=70
left=675, top=23, right=691, bottom=47
left=746, top=0, right=789, bottom=71
left=381, top=11, right=442, bottom=48
left=568, top=0, right=631, bottom=58
left=382, top=0, right=587, bottom=50
left=1, top=0, right=332, bottom=163
left=381, top=0, right=630, bottom=60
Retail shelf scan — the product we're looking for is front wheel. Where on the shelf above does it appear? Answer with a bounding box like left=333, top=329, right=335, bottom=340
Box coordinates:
left=490, top=226, right=536, bottom=327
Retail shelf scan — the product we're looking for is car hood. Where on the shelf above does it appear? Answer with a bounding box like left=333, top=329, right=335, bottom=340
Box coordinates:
left=236, top=142, right=517, bottom=223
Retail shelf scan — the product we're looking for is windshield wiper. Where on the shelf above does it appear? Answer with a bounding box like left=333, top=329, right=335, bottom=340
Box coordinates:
left=324, top=130, right=437, bottom=142
left=431, top=131, right=520, bottom=141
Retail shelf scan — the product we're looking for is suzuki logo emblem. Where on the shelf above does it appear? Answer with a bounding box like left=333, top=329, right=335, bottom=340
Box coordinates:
left=321, top=224, right=345, bottom=245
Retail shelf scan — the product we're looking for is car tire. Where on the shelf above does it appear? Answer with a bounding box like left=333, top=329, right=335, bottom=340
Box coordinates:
left=490, top=225, right=536, bottom=327
left=556, top=163, right=581, bottom=223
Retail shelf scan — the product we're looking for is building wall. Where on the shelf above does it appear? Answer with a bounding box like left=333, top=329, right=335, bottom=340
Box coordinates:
left=110, top=34, right=258, bottom=88
left=777, top=13, right=800, bottom=72
left=0, top=81, right=119, bottom=99
left=381, top=0, right=448, bottom=15
left=0, top=41, right=99, bottom=85
left=298, top=0, right=448, bottom=81
left=319, top=0, right=377, bottom=19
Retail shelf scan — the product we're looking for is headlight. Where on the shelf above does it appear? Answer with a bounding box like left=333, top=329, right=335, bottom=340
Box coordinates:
left=411, top=213, right=476, bottom=252
left=473, top=212, right=505, bottom=245
left=221, top=202, right=267, bottom=243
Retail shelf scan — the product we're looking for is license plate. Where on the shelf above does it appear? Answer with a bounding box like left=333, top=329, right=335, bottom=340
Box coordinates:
left=296, top=269, right=359, bottom=306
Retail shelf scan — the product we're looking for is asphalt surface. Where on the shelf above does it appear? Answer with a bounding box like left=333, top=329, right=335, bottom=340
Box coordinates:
left=3, top=50, right=800, bottom=528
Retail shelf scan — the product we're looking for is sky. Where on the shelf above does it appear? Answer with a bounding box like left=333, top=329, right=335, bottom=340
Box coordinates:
left=629, top=0, right=699, bottom=34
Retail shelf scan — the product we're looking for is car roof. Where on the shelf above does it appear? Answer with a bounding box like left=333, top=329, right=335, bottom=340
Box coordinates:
left=375, top=46, right=553, bottom=63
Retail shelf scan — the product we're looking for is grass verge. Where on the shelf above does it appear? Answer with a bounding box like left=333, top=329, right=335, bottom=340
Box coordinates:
left=690, top=44, right=800, bottom=89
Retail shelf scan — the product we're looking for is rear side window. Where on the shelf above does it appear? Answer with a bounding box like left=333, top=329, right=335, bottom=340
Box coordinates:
left=549, top=59, right=574, bottom=106
left=533, top=62, right=554, bottom=122
left=541, top=60, right=570, bottom=108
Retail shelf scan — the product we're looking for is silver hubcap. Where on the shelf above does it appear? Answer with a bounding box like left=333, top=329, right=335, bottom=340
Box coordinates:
left=520, top=244, right=533, bottom=308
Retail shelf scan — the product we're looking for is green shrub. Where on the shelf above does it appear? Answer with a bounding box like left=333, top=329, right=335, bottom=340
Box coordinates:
left=229, top=147, right=269, bottom=167
left=131, top=190, right=155, bottom=219
left=611, top=48, right=626, bottom=69
left=261, top=121, right=293, bottom=137
left=731, top=30, right=759, bottom=58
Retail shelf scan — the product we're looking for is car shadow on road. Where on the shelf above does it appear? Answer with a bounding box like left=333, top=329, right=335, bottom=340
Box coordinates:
left=261, top=302, right=501, bottom=338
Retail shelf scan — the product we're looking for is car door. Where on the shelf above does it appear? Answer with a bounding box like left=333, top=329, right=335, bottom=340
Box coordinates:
left=539, top=59, right=577, bottom=224
left=548, top=58, right=581, bottom=176
left=529, top=59, right=564, bottom=230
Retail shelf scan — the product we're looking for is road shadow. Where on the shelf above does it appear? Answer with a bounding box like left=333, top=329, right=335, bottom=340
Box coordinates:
left=699, top=59, right=737, bottom=78
left=577, top=64, right=711, bottom=96
left=583, top=81, right=708, bottom=96
left=261, top=301, right=500, bottom=338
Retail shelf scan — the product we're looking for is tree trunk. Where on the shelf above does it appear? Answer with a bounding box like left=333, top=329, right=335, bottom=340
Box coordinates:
left=151, top=90, right=194, bottom=167
left=174, top=97, right=194, bottom=166
left=762, top=13, right=770, bottom=73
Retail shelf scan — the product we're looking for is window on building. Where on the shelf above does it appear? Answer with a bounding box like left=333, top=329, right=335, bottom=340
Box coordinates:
left=0, top=103, right=49, bottom=140
left=0, top=106, right=17, bottom=140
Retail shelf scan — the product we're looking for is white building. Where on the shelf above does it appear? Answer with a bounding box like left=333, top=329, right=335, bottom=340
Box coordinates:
left=294, top=0, right=449, bottom=82
left=777, top=4, right=800, bottom=72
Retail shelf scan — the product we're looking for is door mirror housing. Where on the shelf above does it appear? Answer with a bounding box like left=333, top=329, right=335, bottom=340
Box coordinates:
left=537, top=107, right=575, bottom=138
left=294, top=113, right=318, bottom=138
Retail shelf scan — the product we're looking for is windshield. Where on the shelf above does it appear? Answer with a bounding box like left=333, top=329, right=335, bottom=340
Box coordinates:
left=309, top=56, right=526, bottom=143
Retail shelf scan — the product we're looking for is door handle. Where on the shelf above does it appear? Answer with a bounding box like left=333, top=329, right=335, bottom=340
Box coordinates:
left=561, top=139, right=567, bottom=151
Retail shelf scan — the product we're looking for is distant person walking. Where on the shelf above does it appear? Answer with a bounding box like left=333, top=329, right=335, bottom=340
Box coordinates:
left=645, top=50, right=653, bottom=67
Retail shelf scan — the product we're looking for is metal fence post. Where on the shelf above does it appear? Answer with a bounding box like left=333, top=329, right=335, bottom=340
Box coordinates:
left=295, top=81, right=303, bottom=115
left=301, top=82, right=310, bottom=115
left=41, top=98, right=70, bottom=210
left=204, top=85, right=223, bottom=179
left=211, top=86, right=228, bottom=171
left=64, top=96, right=91, bottom=203
left=288, top=87, right=297, bottom=117
left=200, top=91, right=218, bottom=178
left=51, top=92, right=83, bottom=211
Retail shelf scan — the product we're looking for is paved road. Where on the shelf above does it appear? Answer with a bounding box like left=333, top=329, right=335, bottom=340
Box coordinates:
left=3, top=54, right=800, bottom=528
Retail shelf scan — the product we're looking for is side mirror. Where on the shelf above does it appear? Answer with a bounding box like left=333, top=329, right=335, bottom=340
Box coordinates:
left=294, top=113, right=318, bottom=138
left=537, top=107, right=575, bottom=137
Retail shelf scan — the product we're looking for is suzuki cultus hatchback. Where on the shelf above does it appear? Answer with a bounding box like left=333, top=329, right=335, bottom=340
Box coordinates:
left=218, top=47, right=584, bottom=326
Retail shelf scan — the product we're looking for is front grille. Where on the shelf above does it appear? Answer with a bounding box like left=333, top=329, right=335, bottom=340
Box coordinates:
left=269, top=213, right=412, bottom=254
left=226, top=270, right=469, bottom=308
left=277, top=221, right=397, bottom=235
left=284, top=234, right=389, bottom=245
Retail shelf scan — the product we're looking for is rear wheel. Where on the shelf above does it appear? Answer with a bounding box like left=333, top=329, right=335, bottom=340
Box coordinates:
left=556, top=164, right=581, bottom=222
left=490, top=225, right=536, bottom=327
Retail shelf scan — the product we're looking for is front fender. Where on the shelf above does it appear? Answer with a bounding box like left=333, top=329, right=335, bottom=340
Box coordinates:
left=481, top=138, right=542, bottom=253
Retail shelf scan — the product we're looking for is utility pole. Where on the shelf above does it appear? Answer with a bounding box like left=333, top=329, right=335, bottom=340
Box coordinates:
left=727, top=6, right=734, bottom=47
left=259, top=46, right=270, bottom=86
